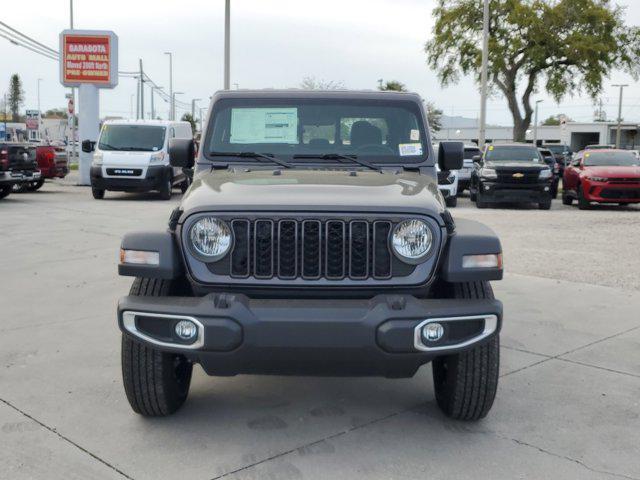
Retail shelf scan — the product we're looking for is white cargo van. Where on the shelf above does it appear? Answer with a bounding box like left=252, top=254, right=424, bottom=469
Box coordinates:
left=86, top=120, right=193, bottom=200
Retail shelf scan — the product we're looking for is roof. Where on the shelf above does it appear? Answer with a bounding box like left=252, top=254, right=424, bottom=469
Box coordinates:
left=211, top=88, right=422, bottom=102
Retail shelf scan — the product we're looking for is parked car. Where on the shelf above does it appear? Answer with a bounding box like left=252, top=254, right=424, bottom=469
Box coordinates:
left=469, top=143, right=553, bottom=209
left=541, top=143, right=572, bottom=176
left=0, top=143, right=41, bottom=198
left=436, top=162, right=459, bottom=207
left=116, top=89, right=504, bottom=421
left=457, top=144, right=481, bottom=194
left=562, top=149, right=640, bottom=209
left=538, top=148, right=560, bottom=198
left=17, top=144, right=70, bottom=191
left=84, top=119, right=193, bottom=200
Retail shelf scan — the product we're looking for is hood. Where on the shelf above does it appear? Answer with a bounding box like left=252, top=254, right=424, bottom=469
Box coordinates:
left=100, top=150, right=154, bottom=166
left=485, top=161, right=546, bottom=171
left=582, top=165, right=640, bottom=178
left=180, top=168, right=444, bottom=216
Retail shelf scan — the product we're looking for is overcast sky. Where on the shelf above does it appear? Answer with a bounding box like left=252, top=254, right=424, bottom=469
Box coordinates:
left=2, top=0, right=640, bottom=126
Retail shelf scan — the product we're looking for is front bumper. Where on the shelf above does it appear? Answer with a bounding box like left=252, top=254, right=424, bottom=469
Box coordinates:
left=40, top=165, right=69, bottom=179
left=479, top=180, right=551, bottom=203
left=0, top=170, right=41, bottom=185
left=91, top=165, right=170, bottom=192
left=583, top=180, right=640, bottom=203
left=118, top=293, right=502, bottom=378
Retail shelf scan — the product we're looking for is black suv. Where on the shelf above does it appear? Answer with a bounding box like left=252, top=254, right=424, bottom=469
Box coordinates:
left=470, top=143, right=553, bottom=209
left=116, top=90, right=504, bottom=421
left=0, top=143, right=41, bottom=200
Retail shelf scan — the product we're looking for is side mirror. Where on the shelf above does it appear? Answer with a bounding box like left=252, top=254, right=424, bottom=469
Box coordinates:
left=169, top=138, right=195, bottom=168
left=438, top=141, right=464, bottom=171
left=81, top=140, right=95, bottom=153
left=472, top=155, right=482, bottom=163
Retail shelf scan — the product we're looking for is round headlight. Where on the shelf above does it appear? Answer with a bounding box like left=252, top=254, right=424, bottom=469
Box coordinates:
left=392, top=219, right=433, bottom=263
left=189, top=217, right=232, bottom=261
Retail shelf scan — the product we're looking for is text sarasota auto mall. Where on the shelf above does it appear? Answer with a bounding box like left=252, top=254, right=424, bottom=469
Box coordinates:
left=62, top=34, right=112, bottom=84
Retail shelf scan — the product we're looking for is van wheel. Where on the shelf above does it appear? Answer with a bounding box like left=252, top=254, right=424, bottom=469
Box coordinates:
left=92, top=188, right=105, bottom=199
left=122, top=278, right=193, bottom=416
left=577, top=185, right=590, bottom=210
left=160, top=177, right=172, bottom=200
left=432, top=281, right=499, bottom=421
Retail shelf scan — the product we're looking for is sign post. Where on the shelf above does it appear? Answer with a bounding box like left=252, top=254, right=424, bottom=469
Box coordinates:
left=59, top=30, right=118, bottom=185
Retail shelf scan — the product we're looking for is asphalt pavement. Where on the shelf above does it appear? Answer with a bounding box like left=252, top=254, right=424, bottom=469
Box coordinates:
left=1, top=175, right=639, bottom=480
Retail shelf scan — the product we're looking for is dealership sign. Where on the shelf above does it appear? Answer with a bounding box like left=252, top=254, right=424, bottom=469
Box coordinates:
left=59, top=30, right=118, bottom=88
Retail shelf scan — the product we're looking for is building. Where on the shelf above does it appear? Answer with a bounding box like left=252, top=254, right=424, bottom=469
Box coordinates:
left=435, top=121, right=639, bottom=151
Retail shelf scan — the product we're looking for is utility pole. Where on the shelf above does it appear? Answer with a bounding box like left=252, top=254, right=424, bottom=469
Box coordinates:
left=164, top=52, right=173, bottom=120
left=613, top=84, right=628, bottom=148
left=135, top=75, right=140, bottom=119
left=224, top=0, right=231, bottom=90
left=139, top=59, right=144, bottom=120
left=533, top=100, right=543, bottom=146
left=478, top=0, right=490, bottom=148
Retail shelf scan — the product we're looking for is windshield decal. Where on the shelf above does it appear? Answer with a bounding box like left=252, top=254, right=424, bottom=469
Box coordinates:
left=399, top=143, right=423, bottom=156
left=230, top=108, right=298, bottom=144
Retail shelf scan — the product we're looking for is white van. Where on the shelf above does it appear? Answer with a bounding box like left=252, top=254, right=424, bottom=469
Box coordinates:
left=88, top=120, right=193, bottom=200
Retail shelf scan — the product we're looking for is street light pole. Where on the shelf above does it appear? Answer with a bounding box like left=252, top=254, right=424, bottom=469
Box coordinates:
left=613, top=84, right=628, bottom=148
left=478, top=0, right=490, bottom=148
left=164, top=52, right=173, bottom=120
left=533, top=100, right=543, bottom=146
left=224, top=0, right=231, bottom=90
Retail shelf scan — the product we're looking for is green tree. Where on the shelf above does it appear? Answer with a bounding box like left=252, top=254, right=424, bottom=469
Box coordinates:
left=377, top=79, right=407, bottom=92
left=44, top=108, right=68, bottom=119
left=541, top=114, right=572, bottom=126
left=300, top=76, right=344, bottom=90
left=425, top=0, right=640, bottom=141
left=181, top=113, right=196, bottom=132
left=377, top=80, right=442, bottom=132
left=8, top=73, right=24, bottom=122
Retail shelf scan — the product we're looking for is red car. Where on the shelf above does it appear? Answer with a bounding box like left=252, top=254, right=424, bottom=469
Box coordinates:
left=562, top=149, right=640, bottom=209
left=18, top=145, right=69, bottom=191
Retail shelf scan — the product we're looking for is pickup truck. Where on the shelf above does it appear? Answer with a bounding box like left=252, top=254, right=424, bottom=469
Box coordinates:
left=0, top=143, right=41, bottom=199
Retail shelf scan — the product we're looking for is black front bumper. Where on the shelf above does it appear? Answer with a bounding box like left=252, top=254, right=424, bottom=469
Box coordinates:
left=118, top=293, right=502, bottom=378
left=479, top=181, right=551, bottom=203
left=90, top=165, right=170, bottom=192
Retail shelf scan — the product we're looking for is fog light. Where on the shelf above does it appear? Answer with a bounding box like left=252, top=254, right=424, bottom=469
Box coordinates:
left=175, top=320, right=198, bottom=341
left=422, top=322, right=444, bottom=342
left=544, top=186, right=549, bottom=191
left=484, top=185, right=490, bottom=191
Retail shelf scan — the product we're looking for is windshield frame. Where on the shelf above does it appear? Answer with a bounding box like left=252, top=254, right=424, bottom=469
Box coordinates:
left=98, top=124, right=167, bottom=152
left=201, top=96, right=432, bottom=167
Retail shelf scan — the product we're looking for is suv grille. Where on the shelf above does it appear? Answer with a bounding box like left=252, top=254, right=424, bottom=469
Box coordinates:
left=228, top=218, right=395, bottom=280
left=496, top=171, right=540, bottom=184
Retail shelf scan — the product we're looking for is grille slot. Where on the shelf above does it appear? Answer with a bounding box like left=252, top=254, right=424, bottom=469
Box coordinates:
left=226, top=218, right=402, bottom=281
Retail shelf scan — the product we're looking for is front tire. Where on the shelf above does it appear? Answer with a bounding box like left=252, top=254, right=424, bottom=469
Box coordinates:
left=26, top=179, right=45, bottom=191
left=538, top=199, right=552, bottom=210
left=432, top=281, right=500, bottom=421
left=577, top=185, right=590, bottom=210
left=476, top=192, right=488, bottom=209
left=122, top=278, right=193, bottom=416
left=159, top=176, right=173, bottom=200
left=562, top=192, right=573, bottom=205
left=445, top=196, right=457, bottom=208
left=92, top=188, right=105, bottom=199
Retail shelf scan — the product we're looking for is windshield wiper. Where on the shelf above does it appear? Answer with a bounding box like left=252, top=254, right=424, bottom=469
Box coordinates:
left=293, top=153, right=381, bottom=172
left=209, top=151, right=292, bottom=169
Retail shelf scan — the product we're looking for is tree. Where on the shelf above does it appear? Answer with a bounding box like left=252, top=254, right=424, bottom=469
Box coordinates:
left=378, top=79, right=407, bottom=92
left=44, top=108, right=68, bottom=119
left=300, top=76, right=344, bottom=90
left=181, top=113, right=196, bottom=132
left=541, top=114, right=572, bottom=126
left=425, top=0, right=640, bottom=141
left=8, top=73, right=24, bottom=122
left=426, top=102, right=443, bottom=133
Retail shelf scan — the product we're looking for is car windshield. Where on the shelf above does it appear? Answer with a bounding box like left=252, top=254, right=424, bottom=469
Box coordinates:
left=205, top=97, right=427, bottom=163
left=583, top=151, right=639, bottom=167
left=485, top=145, right=541, bottom=162
left=98, top=125, right=166, bottom=152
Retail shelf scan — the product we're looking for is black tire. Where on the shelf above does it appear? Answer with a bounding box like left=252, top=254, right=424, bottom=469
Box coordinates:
left=550, top=185, right=558, bottom=199
left=0, top=186, right=11, bottom=199
left=26, top=179, right=45, bottom=191
left=180, top=174, right=191, bottom=194
left=538, top=199, right=552, bottom=210
left=432, top=281, right=499, bottom=421
left=92, top=188, right=105, bottom=199
left=577, top=185, right=590, bottom=210
left=159, top=176, right=172, bottom=200
left=12, top=183, right=28, bottom=193
left=122, top=278, right=193, bottom=417
left=476, top=193, right=488, bottom=209
left=445, top=196, right=457, bottom=208
left=469, top=189, right=477, bottom=202
left=562, top=192, right=572, bottom=206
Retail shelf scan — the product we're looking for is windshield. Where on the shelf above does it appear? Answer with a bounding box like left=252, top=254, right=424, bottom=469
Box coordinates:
left=485, top=145, right=541, bottom=162
left=98, top=125, right=166, bottom=152
left=584, top=151, right=639, bottom=167
left=205, top=98, right=427, bottom=163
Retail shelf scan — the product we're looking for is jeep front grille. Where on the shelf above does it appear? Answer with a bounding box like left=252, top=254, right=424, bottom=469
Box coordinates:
left=228, top=218, right=394, bottom=280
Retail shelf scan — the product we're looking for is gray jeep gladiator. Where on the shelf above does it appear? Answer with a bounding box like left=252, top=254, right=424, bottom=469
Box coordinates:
left=117, top=90, right=504, bottom=420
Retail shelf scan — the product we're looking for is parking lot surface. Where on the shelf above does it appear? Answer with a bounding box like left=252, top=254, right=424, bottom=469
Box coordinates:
left=1, top=175, right=639, bottom=480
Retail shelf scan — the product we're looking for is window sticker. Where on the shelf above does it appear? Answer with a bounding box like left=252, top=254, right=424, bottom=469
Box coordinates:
left=488, top=145, right=494, bottom=151
left=230, top=108, right=298, bottom=144
left=410, top=129, right=420, bottom=141
left=399, top=143, right=423, bottom=156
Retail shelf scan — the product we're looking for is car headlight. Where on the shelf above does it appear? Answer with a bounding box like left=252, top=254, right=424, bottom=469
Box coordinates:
left=189, top=217, right=232, bottom=261
left=391, top=219, right=433, bottom=263
left=149, top=152, right=166, bottom=164
left=587, top=176, right=608, bottom=182
left=539, top=168, right=552, bottom=179
left=92, top=152, right=103, bottom=166
left=480, top=168, right=497, bottom=180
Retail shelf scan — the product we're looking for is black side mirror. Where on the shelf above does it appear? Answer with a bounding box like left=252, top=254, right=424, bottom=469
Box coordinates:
left=81, top=140, right=95, bottom=153
left=472, top=155, right=482, bottom=163
left=438, top=141, right=464, bottom=171
left=169, top=138, right=195, bottom=168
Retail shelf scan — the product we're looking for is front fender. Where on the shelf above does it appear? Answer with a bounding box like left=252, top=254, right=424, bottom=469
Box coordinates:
left=118, top=231, right=183, bottom=279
